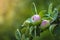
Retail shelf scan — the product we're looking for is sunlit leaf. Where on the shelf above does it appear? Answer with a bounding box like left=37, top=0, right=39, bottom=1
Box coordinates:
left=48, top=3, right=53, bottom=14
left=39, top=10, right=47, bottom=18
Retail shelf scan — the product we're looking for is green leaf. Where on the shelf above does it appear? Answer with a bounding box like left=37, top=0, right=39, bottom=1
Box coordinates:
left=29, top=26, right=34, bottom=35
left=49, top=24, right=57, bottom=40
left=39, top=10, right=47, bottom=18
left=48, top=3, right=53, bottom=14
left=33, top=36, right=40, bottom=40
left=51, top=8, right=58, bottom=22
left=33, top=2, right=38, bottom=14
left=15, top=29, right=21, bottom=40
left=26, top=37, right=29, bottom=40
left=40, top=30, right=50, bottom=39
left=40, top=30, right=55, bottom=40
left=21, top=27, right=27, bottom=34
left=22, top=18, right=33, bottom=27
left=49, top=24, right=57, bottom=33
left=21, top=34, right=25, bottom=40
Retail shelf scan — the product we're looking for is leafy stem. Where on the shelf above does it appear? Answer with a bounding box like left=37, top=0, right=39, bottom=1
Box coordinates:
left=33, top=2, right=38, bottom=14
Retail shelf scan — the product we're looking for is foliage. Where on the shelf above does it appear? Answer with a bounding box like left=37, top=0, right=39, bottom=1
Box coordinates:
left=15, top=2, right=59, bottom=40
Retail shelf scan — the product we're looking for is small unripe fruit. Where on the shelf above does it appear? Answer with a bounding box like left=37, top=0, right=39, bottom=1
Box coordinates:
left=31, top=14, right=41, bottom=25
left=32, top=15, right=40, bottom=21
left=32, top=15, right=40, bottom=22
left=40, top=20, right=50, bottom=30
